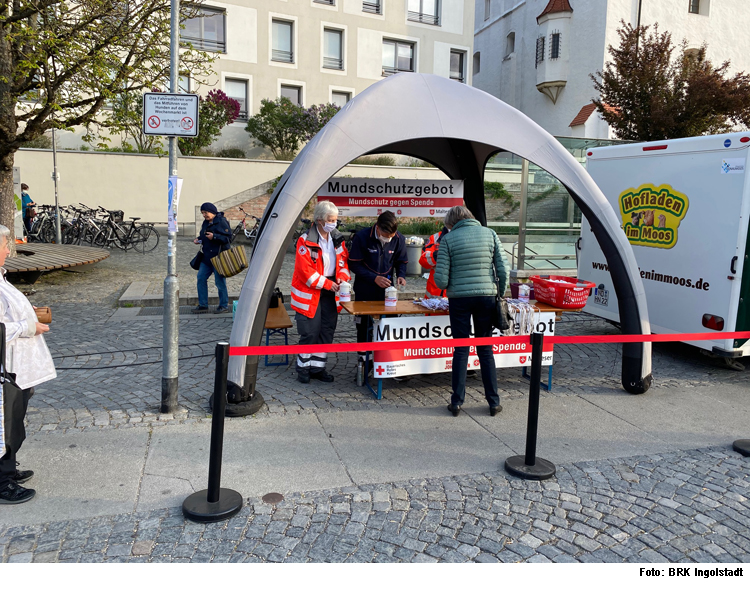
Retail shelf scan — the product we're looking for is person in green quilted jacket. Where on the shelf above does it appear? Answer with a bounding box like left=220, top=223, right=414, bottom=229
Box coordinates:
left=434, top=205, right=509, bottom=417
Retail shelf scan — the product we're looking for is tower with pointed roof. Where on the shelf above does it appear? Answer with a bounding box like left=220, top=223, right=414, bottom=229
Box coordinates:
left=535, top=0, right=573, bottom=104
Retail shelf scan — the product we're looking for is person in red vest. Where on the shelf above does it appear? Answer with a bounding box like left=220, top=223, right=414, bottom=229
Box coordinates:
left=290, top=201, right=350, bottom=383
left=419, top=225, right=449, bottom=297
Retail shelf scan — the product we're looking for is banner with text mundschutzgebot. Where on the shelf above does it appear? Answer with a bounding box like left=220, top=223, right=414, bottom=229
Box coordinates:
left=317, top=178, right=464, bottom=217
left=372, top=314, right=555, bottom=378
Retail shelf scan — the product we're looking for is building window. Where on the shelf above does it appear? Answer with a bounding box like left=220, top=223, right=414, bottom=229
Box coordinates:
left=505, top=32, right=515, bottom=58
left=331, top=91, right=351, bottom=107
left=550, top=32, right=561, bottom=60
left=179, top=75, right=191, bottom=93
left=688, top=0, right=700, bottom=13
left=407, top=0, right=440, bottom=26
left=272, top=20, right=294, bottom=63
left=314, top=0, right=335, bottom=5
left=281, top=84, right=302, bottom=106
left=382, top=40, right=415, bottom=76
left=182, top=7, right=226, bottom=53
left=363, top=0, right=381, bottom=14
left=450, top=51, right=465, bottom=83
left=323, top=29, right=344, bottom=70
left=225, top=79, right=248, bottom=121
left=535, top=36, right=545, bottom=67
left=473, top=52, right=480, bottom=75
left=484, top=0, right=490, bottom=21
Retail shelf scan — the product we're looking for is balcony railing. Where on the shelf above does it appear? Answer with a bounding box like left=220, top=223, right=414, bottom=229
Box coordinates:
left=323, top=56, right=343, bottom=70
left=272, top=49, right=294, bottom=63
left=314, top=0, right=335, bottom=4
left=181, top=35, right=226, bottom=53
left=383, top=66, right=413, bottom=76
left=363, top=1, right=381, bottom=14
left=407, top=11, right=440, bottom=25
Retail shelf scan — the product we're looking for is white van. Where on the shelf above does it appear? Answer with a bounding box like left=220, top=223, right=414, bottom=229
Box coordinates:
left=577, top=132, right=750, bottom=365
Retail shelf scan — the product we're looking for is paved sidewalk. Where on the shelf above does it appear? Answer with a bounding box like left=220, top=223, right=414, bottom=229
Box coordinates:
left=0, top=289, right=748, bottom=561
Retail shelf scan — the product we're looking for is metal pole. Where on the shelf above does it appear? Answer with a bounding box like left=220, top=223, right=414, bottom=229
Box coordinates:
left=207, top=343, right=229, bottom=503
left=182, top=342, right=243, bottom=522
left=517, top=158, right=529, bottom=270
left=524, top=332, right=543, bottom=465
left=161, top=0, right=179, bottom=413
left=51, top=129, right=61, bottom=244
left=504, top=332, right=556, bottom=480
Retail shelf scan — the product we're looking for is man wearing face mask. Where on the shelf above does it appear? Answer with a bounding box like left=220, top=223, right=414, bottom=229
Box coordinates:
left=348, top=210, right=408, bottom=345
left=290, top=201, right=350, bottom=383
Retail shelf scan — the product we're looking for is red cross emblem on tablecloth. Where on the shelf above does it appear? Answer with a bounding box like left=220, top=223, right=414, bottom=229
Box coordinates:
left=376, top=366, right=385, bottom=375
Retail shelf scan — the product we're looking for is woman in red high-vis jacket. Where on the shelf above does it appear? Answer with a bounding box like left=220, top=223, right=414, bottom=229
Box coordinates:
left=291, top=201, right=350, bottom=383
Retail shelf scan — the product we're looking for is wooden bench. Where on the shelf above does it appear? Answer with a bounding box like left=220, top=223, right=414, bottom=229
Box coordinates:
left=4, top=243, right=110, bottom=283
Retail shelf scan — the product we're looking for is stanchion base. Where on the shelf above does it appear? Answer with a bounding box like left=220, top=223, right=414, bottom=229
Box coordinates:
left=733, top=439, right=750, bottom=457
left=182, top=488, right=243, bottom=523
left=505, top=455, right=556, bottom=481
left=210, top=393, right=265, bottom=417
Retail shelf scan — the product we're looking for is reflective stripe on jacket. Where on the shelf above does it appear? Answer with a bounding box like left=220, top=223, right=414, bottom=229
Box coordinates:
left=418, top=227, right=448, bottom=297
left=290, top=224, right=350, bottom=318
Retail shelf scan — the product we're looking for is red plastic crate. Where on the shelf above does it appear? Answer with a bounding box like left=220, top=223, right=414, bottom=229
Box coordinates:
left=529, top=275, right=596, bottom=309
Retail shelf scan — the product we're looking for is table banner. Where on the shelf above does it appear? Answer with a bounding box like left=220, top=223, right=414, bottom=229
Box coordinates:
left=317, top=178, right=464, bottom=217
left=373, top=313, right=555, bottom=378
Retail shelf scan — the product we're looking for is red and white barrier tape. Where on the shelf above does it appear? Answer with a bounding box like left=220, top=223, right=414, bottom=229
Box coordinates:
left=228, top=331, right=750, bottom=357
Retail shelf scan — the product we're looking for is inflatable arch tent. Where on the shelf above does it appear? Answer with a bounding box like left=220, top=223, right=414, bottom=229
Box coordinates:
left=225, top=74, right=652, bottom=414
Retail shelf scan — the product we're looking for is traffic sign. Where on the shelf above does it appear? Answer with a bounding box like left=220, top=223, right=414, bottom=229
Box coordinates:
left=143, top=93, right=199, bottom=137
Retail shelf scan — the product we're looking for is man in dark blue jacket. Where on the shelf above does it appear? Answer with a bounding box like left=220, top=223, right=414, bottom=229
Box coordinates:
left=348, top=211, right=408, bottom=344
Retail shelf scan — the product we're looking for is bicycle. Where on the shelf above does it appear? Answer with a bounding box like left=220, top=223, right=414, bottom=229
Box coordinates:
left=93, top=209, right=160, bottom=252
left=291, top=218, right=312, bottom=243
left=230, top=207, right=260, bottom=246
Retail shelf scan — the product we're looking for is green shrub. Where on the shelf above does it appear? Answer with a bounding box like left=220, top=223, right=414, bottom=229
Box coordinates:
left=351, top=155, right=396, bottom=166
left=217, top=147, right=246, bottom=159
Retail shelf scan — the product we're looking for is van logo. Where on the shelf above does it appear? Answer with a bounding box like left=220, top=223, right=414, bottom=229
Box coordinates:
left=721, top=158, right=745, bottom=174
left=619, top=183, right=689, bottom=250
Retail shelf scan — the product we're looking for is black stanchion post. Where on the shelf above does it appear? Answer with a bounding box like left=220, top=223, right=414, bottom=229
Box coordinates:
left=183, top=342, right=244, bottom=522
left=505, top=332, right=556, bottom=480
left=733, top=440, right=750, bottom=457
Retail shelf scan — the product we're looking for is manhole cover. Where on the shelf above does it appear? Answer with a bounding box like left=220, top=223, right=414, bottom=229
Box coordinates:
left=262, top=492, right=284, bottom=505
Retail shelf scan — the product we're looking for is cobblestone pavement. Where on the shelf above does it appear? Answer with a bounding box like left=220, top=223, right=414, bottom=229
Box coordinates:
left=22, top=301, right=749, bottom=436
left=1, top=447, right=748, bottom=563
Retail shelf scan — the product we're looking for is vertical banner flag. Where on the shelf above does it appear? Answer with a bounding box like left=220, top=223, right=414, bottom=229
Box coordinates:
left=317, top=178, right=464, bottom=217
left=167, top=176, right=183, bottom=235
left=373, top=313, right=556, bottom=378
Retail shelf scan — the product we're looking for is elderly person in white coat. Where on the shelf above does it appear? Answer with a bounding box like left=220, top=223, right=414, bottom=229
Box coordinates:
left=0, top=225, right=56, bottom=504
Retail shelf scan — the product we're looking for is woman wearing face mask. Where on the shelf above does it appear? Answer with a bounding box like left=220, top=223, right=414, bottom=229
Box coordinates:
left=290, top=201, right=350, bottom=383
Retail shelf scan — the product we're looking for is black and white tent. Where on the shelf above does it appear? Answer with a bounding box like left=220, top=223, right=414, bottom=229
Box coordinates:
left=226, top=73, right=652, bottom=411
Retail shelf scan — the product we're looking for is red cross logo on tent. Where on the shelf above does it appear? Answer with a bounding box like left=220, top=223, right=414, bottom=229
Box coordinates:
left=181, top=117, right=194, bottom=131
left=376, top=366, right=385, bottom=375
left=147, top=115, right=160, bottom=129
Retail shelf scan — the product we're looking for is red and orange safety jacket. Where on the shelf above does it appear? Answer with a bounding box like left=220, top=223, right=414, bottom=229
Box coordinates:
left=290, top=224, right=351, bottom=318
left=419, top=227, right=448, bottom=297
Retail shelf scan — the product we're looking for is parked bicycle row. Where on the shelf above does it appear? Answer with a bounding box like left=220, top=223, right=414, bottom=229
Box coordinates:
left=25, top=204, right=160, bottom=252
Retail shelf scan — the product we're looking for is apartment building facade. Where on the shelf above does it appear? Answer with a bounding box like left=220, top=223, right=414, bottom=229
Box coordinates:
left=180, top=0, right=475, bottom=155
left=473, top=0, right=750, bottom=139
